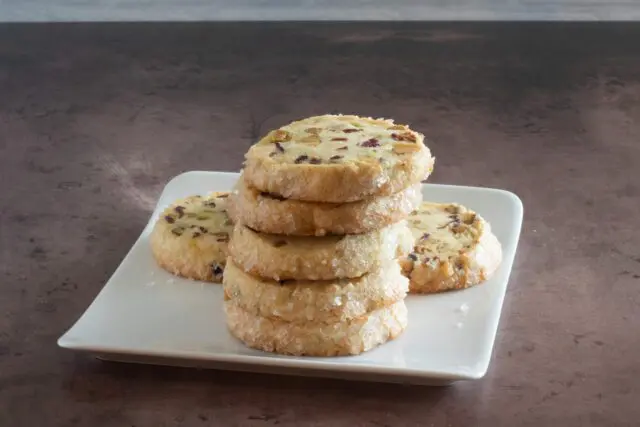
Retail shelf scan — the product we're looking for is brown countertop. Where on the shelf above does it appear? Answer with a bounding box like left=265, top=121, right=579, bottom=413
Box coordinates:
left=1, top=22, right=639, bottom=426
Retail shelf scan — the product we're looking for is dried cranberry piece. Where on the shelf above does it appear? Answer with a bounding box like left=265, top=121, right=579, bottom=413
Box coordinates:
left=214, top=232, right=230, bottom=242
left=360, top=138, right=379, bottom=147
left=391, top=131, right=417, bottom=142
left=211, top=263, right=223, bottom=277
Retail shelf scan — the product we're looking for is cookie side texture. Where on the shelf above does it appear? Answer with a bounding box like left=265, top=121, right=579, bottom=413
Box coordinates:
left=228, top=220, right=414, bottom=281
left=229, top=177, right=422, bottom=236
left=224, top=299, right=408, bottom=357
left=223, top=258, right=408, bottom=323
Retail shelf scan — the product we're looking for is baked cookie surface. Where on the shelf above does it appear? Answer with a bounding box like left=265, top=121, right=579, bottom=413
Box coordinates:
left=243, top=114, right=435, bottom=203
left=228, top=221, right=413, bottom=281
left=228, top=177, right=422, bottom=236
left=224, top=299, right=408, bottom=357
left=399, top=202, right=502, bottom=294
left=223, top=258, right=408, bottom=323
left=150, top=192, right=232, bottom=282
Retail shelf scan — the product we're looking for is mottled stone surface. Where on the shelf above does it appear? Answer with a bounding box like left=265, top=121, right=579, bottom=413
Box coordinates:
left=0, top=23, right=639, bottom=427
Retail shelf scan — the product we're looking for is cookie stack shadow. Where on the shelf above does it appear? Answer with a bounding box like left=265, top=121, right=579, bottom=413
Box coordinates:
left=223, top=114, right=434, bottom=356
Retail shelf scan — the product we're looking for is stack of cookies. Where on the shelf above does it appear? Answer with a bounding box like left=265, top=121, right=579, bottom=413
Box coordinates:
left=224, top=114, right=435, bottom=356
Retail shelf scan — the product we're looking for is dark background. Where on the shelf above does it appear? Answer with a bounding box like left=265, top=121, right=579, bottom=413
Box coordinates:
left=0, top=22, right=639, bottom=426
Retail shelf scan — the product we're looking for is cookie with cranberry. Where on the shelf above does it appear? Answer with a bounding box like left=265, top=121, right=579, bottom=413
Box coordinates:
left=399, top=202, right=502, bottom=294
left=150, top=192, right=232, bottom=282
left=243, top=114, right=435, bottom=203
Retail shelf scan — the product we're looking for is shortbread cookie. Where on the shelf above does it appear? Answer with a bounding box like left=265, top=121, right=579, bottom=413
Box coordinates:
left=228, top=221, right=413, bottom=281
left=243, top=114, right=435, bottom=203
left=399, top=202, right=502, bottom=294
left=223, top=258, right=408, bottom=323
left=228, top=177, right=422, bottom=236
left=150, top=192, right=232, bottom=282
left=224, top=300, right=407, bottom=357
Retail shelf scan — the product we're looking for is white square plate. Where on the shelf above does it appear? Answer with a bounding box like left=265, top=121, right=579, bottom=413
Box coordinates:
left=58, top=171, right=523, bottom=385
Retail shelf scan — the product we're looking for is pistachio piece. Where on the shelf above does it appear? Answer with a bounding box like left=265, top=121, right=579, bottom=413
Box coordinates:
left=300, top=135, right=321, bottom=145
left=272, top=129, right=292, bottom=142
left=392, top=142, right=421, bottom=154
left=445, top=205, right=460, bottom=214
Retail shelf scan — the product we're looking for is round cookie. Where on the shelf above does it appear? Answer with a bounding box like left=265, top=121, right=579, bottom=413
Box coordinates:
left=243, top=114, right=435, bottom=203
left=150, top=192, right=233, bottom=282
left=228, top=177, right=423, bottom=236
left=228, top=221, right=413, bottom=281
left=399, top=202, right=502, bottom=294
left=224, top=300, right=408, bottom=357
left=223, top=258, right=408, bottom=323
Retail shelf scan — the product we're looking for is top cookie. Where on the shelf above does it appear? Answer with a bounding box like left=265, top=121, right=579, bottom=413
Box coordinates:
left=399, top=202, right=502, bottom=294
left=243, top=114, right=435, bottom=203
